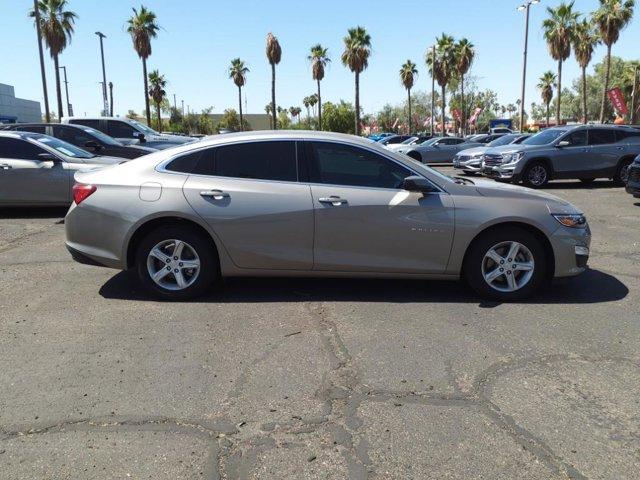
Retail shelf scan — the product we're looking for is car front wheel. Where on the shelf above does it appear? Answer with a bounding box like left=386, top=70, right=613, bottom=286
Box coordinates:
left=522, top=162, right=550, bottom=188
left=135, top=225, right=218, bottom=300
left=464, top=227, right=547, bottom=301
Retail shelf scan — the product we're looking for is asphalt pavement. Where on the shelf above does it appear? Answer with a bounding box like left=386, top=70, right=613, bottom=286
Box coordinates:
left=1, top=169, right=638, bottom=479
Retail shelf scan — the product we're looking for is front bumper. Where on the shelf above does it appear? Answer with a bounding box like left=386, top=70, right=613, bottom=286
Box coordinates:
left=549, top=223, right=591, bottom=277
left=481, top=163, right=522, bottom=181
left=625, top=164, right=640, bottom=197
left=453, top=157, right=483, bottom=172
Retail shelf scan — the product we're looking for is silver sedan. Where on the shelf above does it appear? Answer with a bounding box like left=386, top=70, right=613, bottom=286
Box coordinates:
left=65, top=131, right=591, bottom=301
left=0, top=131, right=124, bottom=206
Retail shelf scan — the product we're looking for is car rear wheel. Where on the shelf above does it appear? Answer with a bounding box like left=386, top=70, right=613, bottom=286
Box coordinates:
left=522, top=162, right=550, bottom=188
left=613, top=159, right=633, bottom=185
left=136, top=225, right=218, bottom=300
left=464, top=227, right=547, bottom=301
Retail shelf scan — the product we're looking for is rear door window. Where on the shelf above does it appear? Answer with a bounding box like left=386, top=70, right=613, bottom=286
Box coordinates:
left=588, top=129, right=616, bottom=146
left=615, top=129, right=640, bottom=143
left=0, top=137, right=46, bottom=159
left=214, top=141, right=297, bottom=181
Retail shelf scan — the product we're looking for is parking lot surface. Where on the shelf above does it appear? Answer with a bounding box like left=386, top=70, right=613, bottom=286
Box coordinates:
left=1, top=168, right=639, bottom=479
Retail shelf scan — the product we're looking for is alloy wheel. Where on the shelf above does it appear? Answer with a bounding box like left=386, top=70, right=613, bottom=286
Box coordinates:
left=620, top=164, right=630, bottom=184
left=146, top=239, right=200, bottom=291
left=481, top=241, right=535, bottom=293
left=527, top=165, right=548, bottom=186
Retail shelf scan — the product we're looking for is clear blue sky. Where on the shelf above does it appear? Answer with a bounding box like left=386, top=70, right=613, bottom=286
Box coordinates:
left=1, top=0, right=638, bottom=118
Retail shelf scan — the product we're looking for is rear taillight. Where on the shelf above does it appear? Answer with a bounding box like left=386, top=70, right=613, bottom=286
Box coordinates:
left=72, top=183, right=97, bottom=205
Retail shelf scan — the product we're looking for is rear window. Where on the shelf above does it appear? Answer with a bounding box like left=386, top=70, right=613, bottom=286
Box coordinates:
left=616, top=129, right=640, bottom=143
left=165, top=150, right=204, bottom=173
left=588, top=129, right=616, bottom=145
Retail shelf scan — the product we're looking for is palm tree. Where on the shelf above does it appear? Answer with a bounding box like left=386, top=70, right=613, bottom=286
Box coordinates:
left=543, top=1, right=579, bottom=126
left=427, top=34, right=456, bottom=136
left=308, top=44, right=330, bottom=130
left=229, top=58, right=249, bottom=132
left=289, top=106, right=302, bottom=124
left=593, top=0, right=635, bottom=122
left=265, top=103, right=273, bottom=129
left=454, top=38, right=475, bottom=135
left=147, top=70, right=166, bottom=131
left=399, top=60, right=418, bottom=133
left=538, top=71, right=556, bottom=127
left=341, top=26, right=372, bottom=135
left=29, top=0, right=76, bottom=120
left=308, top=94, right=318, bottom=119
left=573, top=18, right=600, bottom=123
left=127, top=6, right=159, bottom=127
left=266, top=32, right=282, bottom=130
left=303, top=96, right=311, bottom=127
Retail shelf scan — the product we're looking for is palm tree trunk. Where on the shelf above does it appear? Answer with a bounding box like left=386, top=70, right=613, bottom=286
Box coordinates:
left=441, top=84, right=446, bottom=136
left=317, top=79, right=322, bottom=131
left=582, top=65, right=588, bottom=124
left=355, top=71, right=360, bottom=135
left=271, top=64, right=277, bottom=129
left=53, top=54, right=63, bottom=121
left=143, top=58, right=151, bottom=127
left=460, top=74, right=465, bottom=135
left=600, top=44, right=612, bottom=123
left=156, top=103, right=162, bottom=131
left=407, top=88, right=412, bottom=133
left=546, top=102, right=550, bottom=128
left=556, top=59, right=562, bottom=126
left=238, top=86, right=243, bottom=132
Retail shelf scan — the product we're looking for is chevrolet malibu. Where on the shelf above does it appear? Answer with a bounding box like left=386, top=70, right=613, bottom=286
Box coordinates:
left=65, top=131, right=591, bottom=301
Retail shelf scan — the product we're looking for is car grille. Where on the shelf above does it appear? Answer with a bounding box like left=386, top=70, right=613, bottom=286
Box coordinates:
left=483, top=153, right=503, bottom=166
left=457, top=155, right=471, bottom=162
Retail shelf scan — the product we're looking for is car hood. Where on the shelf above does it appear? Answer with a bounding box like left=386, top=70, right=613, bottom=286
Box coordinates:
left=472, top=178, right=580, bottom=213
left=485, top=143, right=547, bottom=155
left=456, top=146, right=488, bottom=157
left=156, top=134, right=195, bottom=143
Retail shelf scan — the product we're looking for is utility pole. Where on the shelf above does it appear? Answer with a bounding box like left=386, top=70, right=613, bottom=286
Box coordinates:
left=109, top=82, right=114, bottom=116
left=518, top=0, right=540, bottom=133
left=33, top=0, right=50, bottom=122
left=95, top=32, right=109, bottom=116
left=59, top=66, right=72, bottom=117
left=181, top=99, right=185, bottom=117
left=430, top=45, right=436, bottom=137
left=173, top=93, right=177, bottom=110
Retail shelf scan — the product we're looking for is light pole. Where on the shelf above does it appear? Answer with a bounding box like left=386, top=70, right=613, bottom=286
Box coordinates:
left=517, top=0, right=540, bottom=132
left=95, top=31, right=109, bottom=116
left=59, top=66, right=72, bottom=116
left=109, top=82, right=114, bottom=116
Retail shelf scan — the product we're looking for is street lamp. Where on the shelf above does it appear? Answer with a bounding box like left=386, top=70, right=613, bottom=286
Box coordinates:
left=517, top=0, right=540, bottom=132
left=58, top=66, right=72, bottom=116
left=95, top=31, right=109, bottom=116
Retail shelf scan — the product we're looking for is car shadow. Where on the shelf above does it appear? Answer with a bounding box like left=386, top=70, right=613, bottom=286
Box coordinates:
left=99, top=268, right=627, bottom=306
left=0, top=207, right=68, bottom=219
left=537, top=180, right=620, bottom=190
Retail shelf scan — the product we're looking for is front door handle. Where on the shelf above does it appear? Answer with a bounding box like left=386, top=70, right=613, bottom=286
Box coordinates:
left=0, top=164, right=11, bottom=170
left=318, top=196, right=347, bottom=206
left=200, top=189, right=230, bottom=200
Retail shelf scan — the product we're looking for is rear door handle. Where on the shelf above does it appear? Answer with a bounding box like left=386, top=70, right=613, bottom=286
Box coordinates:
left=0, top=164, right=11, bottom=170
left=200, top=189, right=230, bottom=200
left=318, top=196, right=347, bottom=206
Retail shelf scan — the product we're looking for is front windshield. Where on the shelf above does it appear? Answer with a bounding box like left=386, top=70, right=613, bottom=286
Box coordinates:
left=488, top=134, right=517, bottom=147
left=414, top=137, right=431, bottom=145
left=522, top=129, right=566, bottom=146
left=80, top=126, right=122, bottom=146
left=35, top=136, right=95, bottom=159
left=129, top=119, right=159, bottom=135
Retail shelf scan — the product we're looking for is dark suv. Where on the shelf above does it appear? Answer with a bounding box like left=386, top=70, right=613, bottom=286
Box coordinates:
left=625, top=154, right=640, bottom=198
left=481, top=125, right=640, bottom=187
left=1, top=123, right=155, bottom=159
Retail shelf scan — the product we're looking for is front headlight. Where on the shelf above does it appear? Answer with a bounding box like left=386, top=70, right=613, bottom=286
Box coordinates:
left=552, top=213, right=587, bottom=228
left=502, top=152, right=525, bottom=163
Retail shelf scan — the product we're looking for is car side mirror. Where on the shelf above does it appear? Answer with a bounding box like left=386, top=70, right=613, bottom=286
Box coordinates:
left=134, top=132, right=146, bottom=142
left=84, top=140, right=102, bottom=151
left=402, top=176, right=438, bottom=194
left=38, top=152, right=61, bottom=162
left=556, top=140, right=570, bottom=148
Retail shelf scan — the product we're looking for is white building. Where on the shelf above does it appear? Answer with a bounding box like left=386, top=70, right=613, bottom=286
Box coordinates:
left=0, top=83, right=42, bottom=123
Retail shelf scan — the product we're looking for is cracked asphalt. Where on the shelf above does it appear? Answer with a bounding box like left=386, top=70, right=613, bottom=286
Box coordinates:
left=1, top=168, right=639, bottom=479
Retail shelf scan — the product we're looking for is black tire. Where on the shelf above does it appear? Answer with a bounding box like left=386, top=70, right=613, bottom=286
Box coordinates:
left=135, top=224, right=218, bottom=301
left=522, top=161, right=550, bottom=188
left=579, top=178, right=595, bottom=185
left=464, top=227, right=548, bottom=301
left=407, top=151, right=422, bottom=162
left=613, top=159, right=633, bottom=185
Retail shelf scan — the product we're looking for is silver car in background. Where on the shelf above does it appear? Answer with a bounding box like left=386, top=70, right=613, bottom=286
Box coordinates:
left=397, top=137, right=483, bottom=163
left=0, top=131, right=124, bottom=206
left=453, top=133, right=530, bottom=174
left=65, top=131, right=591, bottom=302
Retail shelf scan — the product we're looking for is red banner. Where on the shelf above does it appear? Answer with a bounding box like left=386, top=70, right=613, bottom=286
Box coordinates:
left=607, top=87, right=629, bottom=115
left=452, top=108, right=462, bottom=122
left=468, top=107, right=482, bottom=125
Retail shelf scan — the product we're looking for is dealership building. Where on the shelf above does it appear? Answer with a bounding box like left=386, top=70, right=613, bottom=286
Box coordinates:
left=0, top=83, right=42, bottom=123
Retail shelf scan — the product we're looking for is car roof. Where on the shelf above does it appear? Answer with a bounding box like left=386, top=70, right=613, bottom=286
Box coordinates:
left=0, top=131, right=44, bottom=140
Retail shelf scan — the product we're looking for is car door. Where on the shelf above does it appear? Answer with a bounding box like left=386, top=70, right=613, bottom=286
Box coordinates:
left=307, top=141, right=455, bottom=273
left=587, top=128, right=620, bottom=176
left=551, top=129, right=589, bottom=177
left=182, top=140, right=314, bottom=270
left=0, top=137, right=70, bottom=205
